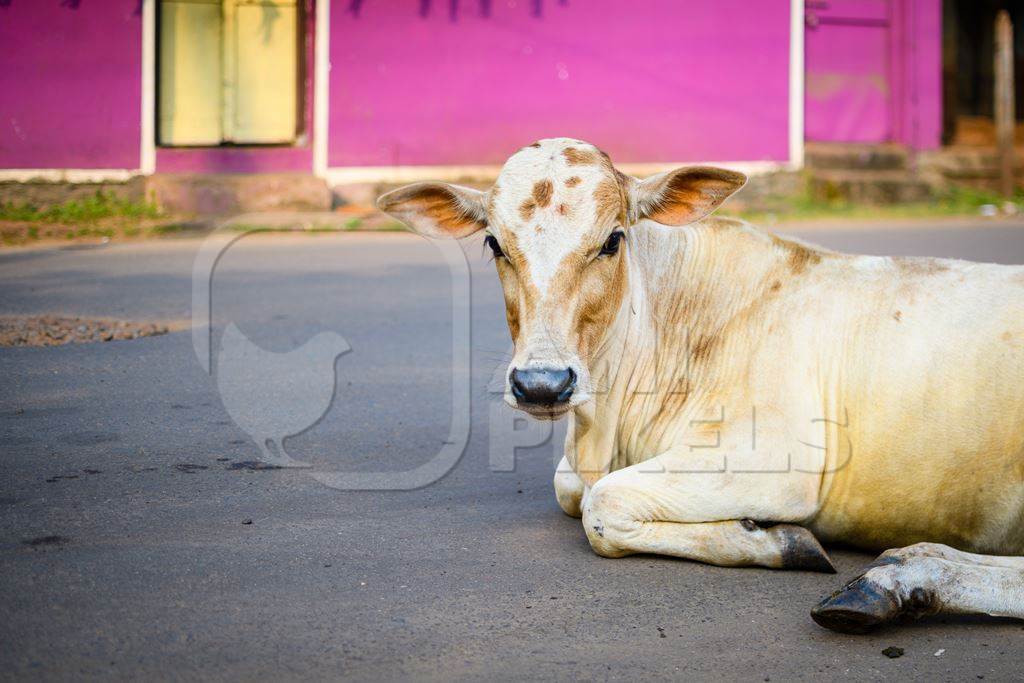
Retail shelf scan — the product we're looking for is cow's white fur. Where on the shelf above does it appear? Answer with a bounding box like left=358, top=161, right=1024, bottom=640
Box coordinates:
left=378, top=138, right=1024, bottom=632
left=489, top=142, right=598, bottom=292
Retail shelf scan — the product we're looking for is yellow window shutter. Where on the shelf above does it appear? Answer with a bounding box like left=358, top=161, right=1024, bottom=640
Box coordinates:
left=224, top=0, right=298, bottom=144
left=158, top=0, right=223, bottom=146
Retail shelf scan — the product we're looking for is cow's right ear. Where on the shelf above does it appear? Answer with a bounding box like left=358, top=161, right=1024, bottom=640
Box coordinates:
left=376, top=182, right=488, bottom=239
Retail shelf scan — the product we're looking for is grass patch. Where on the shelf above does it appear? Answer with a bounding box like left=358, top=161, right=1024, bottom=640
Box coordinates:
left=222, top=224, right=289, bottom=234
left=148, top=221, right=207, bottom=235
left=0, top=191, right=177, bottom=246
left=0, top=191, right=160, bottom=224
left=728, top=183, right=1024, bottom=224
left=220, top=219, right=407, bottom=234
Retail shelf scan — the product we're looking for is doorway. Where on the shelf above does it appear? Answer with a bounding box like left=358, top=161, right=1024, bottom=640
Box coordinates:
left=943, top=0, right=1024, bottom=145
left=157, top=0, right=302, bottom=147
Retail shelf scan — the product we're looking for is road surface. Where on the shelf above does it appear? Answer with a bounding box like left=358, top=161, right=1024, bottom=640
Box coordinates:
left=1, top=219, right=1023, bottom=681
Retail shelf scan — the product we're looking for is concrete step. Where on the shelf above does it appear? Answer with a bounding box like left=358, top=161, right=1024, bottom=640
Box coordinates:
left=804, top=142, right=909, bottom=171
left=145, top=174, right=331, bottom=215
left=918, top=146, right=1024, bottom=181
left=807, top=169, right=933, bottom=204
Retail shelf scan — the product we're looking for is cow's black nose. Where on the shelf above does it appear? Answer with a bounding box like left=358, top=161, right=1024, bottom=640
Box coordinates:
left=510, top=367, right=576, bottom=406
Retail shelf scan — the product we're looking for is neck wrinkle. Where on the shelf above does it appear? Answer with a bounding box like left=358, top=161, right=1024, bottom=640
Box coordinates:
left=571, top=219, right=786, bottom=475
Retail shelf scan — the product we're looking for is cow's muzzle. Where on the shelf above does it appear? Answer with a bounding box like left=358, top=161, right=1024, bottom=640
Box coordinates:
left=509, top=366, right=576, bottom=411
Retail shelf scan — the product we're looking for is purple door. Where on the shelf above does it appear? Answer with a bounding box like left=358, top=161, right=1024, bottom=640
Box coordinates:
left=805, top=0, right=893, bottom=143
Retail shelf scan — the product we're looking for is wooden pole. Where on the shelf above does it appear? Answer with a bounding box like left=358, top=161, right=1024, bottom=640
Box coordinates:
left=995, top=10, right=1016, bottom=198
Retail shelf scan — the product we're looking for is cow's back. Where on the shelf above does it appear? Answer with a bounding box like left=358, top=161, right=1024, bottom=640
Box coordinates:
left=810, top=257, right=1024, bottom=553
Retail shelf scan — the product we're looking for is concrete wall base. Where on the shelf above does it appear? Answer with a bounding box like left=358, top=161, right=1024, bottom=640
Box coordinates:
left=0, top=177, right=147, bottom=209
left=0, top=174, right=334, bottom=216
left=145, top=174, right=332, bottom=215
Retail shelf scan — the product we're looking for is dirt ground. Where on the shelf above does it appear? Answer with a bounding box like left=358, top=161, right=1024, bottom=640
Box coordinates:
left=0, top=315, right=186, bottom=347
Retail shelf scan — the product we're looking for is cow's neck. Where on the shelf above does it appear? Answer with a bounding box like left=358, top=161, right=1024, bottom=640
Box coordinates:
left=569, top=217, right=787, bottom=484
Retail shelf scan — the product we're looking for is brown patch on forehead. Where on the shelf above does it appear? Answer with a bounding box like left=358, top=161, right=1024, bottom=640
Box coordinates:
left=565, top=176, right=582, bottom=187
left=528, top=142, right=542, bottom=148
left=519, top=198, right=536, bottom=221
left=518, top=180, right=555, bottom=221
left=593, top=178, right=628, bottom=226
left=532, top=179, right=554, bottom=208
left=563, top=147, right=601, bottom=166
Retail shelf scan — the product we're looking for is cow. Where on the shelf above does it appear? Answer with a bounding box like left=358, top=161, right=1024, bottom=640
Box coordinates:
left=377, top=138, right=1024, bottom=634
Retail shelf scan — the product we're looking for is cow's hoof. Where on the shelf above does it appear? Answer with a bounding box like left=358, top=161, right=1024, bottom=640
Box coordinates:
left=810, top=577, right=900, bottom=634
left=772, top=525, right=837, bottom=573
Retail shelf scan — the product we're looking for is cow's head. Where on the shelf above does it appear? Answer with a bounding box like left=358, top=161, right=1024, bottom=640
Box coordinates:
left=378, top=138, right=745, bottom=419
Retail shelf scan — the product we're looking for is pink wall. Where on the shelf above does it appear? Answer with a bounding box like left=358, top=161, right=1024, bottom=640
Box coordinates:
left=0, top=1, right=143, bottom=170
left=805, top=0, right=941, bottom=149
left=0, top=0, right=945, bottom=175
left=328, top=0, right=794, bottom=167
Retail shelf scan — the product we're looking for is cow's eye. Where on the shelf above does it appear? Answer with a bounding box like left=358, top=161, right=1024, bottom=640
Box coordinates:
left=484, top=234, right=505, bottom=259
left=599, top=231, right=624, bottom=256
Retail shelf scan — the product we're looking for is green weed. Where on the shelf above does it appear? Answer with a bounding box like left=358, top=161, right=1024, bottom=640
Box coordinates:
left=0, top=191, right=160, bottom=224
left=727, top=182, right=1024, bottom=224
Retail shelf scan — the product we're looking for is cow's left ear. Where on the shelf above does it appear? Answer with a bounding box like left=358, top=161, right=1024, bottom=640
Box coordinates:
left=633, top=166, right=746, bottom=226
left=376, top=182, right=488, bottom=239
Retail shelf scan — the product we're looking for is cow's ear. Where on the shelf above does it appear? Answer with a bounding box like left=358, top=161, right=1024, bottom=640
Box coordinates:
left=376, top=182, right=487, bottom=238
left=634, top=166, right=746, bottom=226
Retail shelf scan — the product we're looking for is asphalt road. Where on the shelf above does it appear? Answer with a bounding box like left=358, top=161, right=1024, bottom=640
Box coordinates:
left=2, top=219, right=1024, bottom=681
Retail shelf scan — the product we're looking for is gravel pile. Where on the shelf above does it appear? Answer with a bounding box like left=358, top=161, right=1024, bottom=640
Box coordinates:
left=0, top=316, right=174, bottom=347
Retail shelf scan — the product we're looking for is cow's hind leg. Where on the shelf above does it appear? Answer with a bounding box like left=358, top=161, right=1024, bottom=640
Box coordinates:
left=812, top=542, right=1024, bottom=634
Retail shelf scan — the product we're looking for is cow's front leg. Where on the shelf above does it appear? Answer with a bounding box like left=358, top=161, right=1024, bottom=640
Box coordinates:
left=580, top=451, right=833, bottom=572
left=553, top=455, right=585, bottom=518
